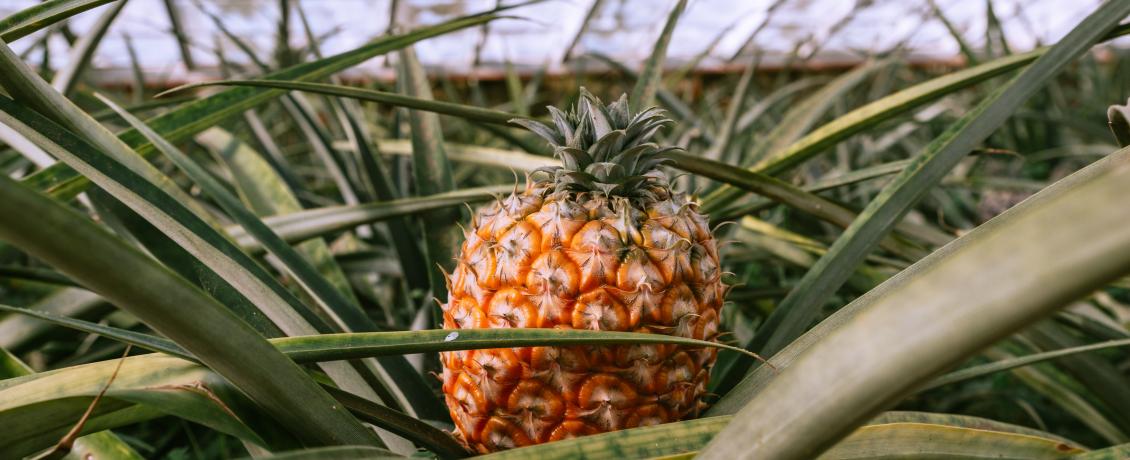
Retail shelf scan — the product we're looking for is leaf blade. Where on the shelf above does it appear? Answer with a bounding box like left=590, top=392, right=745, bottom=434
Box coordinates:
left=0, top=0, right=117, bottom=42
left=0, top=175, right=380, bottom=447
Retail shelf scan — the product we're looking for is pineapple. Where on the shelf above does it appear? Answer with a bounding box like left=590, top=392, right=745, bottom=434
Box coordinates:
left=440, top=90, right=723, bottom=452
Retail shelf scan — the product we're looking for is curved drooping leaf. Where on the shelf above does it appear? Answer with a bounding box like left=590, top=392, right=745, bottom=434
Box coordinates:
left=160, top=80, right=518, bottom=125
left=319, top=386, right=469, bottom=459
left=1017, top=322, right=1130, bottom=434
left=982, top=346, right=1128, bottom=444
left=730, top=0, right=1130, bottom=384
left=0, top=354, right=270, bottom=458
left=700, top=64, right=1130, bottom=460
left=18, top=8, right=515, bottom=201
left=0, top=265, right=79, bottom=287
left=0, top=303, right=189, bottom=358
left=0, top=287, right=106, bottom=351
left=479, top=416, right=726, bottom=460
left=49, top=0, right=126, bottom=96
left=0, top=343, right=144, bottom=460
left=476, top=413, right=1084, bottom=460
left=0, top=304, right=765, bottom=363
left=668, top=151, right=947, bottom=254
left=229, top=185, right=510, bottom=252
left=0, top=300, right=468, bottom=457
left=0, top=300, right=766, bottom=458
left=925, top=338, right=1130, bottom=390
left=743, top=57, right=894, bottom=166
left=0, top=0, right=118, bottom=42
left=0, top=174, right=380, bottom=447
left=96, top=93, right=378, bottom=357
left=237, top=446, right=406, bottom=460
left=0, top=90, right=407, bottom=436
left=815, top=422, right=1084, bottom=459
left=47, top=87, right=437, bottom=435
left=709, top=145, right=1130, bottom=415
left=197, top=127, right=357, bottom=306
left=700, top=22, right=1130, bottom=208
left=374, top=139, right=558, bottom=172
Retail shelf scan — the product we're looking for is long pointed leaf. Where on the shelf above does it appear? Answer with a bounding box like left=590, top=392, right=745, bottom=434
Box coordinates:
left=744, top=58, right=893, bottom=167
left=709, top=145, right=1130, bottom=417
left=0, top=343, right=143, bottom=459
left=925, top=338, right=1130, bottom=390
left=700, top=23, right=1130, bottom=211
left=0, top=353, right=295, bottom=457
left=96, top=94, right=377, bottom=350
left=741, top=1, right=1130, bottom=369
left=197, top=127, right=357, bottom=305
left=628, top=0, right=685, bottom=113
left=0, top=94, right=397, bottom=445
left=18, top=9, right=513, bottom=201
left=0, top=304, right=763, bottom=363
left=0, top=38, right=215, bottom=222
left=107, top=96, right=446, bottom=425
left=161, top=80, right=518, bottom=125
left=476, top=414, right=1083, bottom=460
left=235, top=446, right=404, bottom=460
left=292, top=6, right=434, bottom=301
left=49, top=0, right=126, bottom=96
left=229, top=185, right=509, bottom=253
left=0, top=0, right=117, bottom=42
left=700, top=73, right=1130, bottom=460
left=398, top=46, right=460, bottom=301
left=373, top=139, right=557, bottom=172
left=668, top=152, right=946, bottom=252
left=0, top=175, right=380, bottom=447
left=92, top=95, right=428, bottom=446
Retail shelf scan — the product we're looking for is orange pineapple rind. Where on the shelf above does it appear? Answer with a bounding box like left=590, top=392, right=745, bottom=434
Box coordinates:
left=442, top=89, right=723, bottom=452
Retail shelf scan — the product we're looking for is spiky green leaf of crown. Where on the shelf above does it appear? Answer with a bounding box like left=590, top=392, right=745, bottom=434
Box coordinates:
left=511, top=88, right=680, bottom=199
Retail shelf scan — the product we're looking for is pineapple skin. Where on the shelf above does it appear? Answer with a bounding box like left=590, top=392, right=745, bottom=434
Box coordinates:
left=440, top=181, right=723, bottom=453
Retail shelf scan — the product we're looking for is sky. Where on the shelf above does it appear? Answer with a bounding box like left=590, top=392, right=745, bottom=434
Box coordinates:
left=2, top=0, right=1125, bottom=83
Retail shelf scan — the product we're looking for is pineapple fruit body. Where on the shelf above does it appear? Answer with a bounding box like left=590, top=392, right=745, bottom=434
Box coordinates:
left=440, top=91, right=723, bottom=452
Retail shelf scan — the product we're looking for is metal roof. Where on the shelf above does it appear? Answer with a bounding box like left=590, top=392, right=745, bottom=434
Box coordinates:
left=2, top=0, right=1124, bottom=82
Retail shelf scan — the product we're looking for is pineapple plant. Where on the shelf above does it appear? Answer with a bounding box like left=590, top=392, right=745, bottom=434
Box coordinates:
left=6, top=1, right=1130, bottom=458
left=440, top=90, right=724, bottom=452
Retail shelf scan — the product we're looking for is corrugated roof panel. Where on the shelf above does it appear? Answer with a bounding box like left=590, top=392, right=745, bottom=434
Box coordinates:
left=0, top=0, right=1122, bottom=83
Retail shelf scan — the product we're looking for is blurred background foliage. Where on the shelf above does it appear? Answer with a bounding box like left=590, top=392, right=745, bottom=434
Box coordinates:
left=1, top=1, right=1130, bottom=459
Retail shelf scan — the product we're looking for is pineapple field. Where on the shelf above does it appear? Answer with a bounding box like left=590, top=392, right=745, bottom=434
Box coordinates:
left=2, top=0, right=1130, bottom=459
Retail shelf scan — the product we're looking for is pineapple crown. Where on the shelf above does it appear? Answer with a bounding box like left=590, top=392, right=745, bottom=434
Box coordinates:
left=511, top=88, right=681, bottom=200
